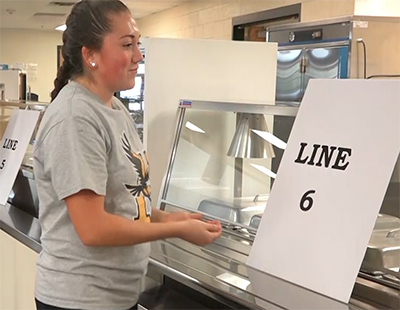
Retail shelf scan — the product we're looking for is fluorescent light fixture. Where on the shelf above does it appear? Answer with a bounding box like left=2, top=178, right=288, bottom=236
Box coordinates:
left=250, top=163, right=277, bottom=179
left=55, top=24, right=66, bottom=32
left=185, top=121, right=205, bottom=133
left=252, top=129, right=287, bottom=150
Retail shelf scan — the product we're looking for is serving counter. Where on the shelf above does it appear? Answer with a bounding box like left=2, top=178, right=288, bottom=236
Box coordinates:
left=0, top=99, right=399, bottom=309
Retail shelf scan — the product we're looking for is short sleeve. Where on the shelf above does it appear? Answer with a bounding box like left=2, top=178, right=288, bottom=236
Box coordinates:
left=43, top=115, right=108, bottom=201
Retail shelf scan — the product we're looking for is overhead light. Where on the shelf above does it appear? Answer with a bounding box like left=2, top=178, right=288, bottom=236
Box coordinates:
left=252, top=129, right=287, bottom=150
left=185, top=121, right=205, bottom=133
left=55, top=24, right=66, bottom=32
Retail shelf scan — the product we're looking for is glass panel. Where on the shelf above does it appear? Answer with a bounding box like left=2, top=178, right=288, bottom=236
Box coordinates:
left=275, top=49, right=303, bottom=103
left=164, top=107, right=296, bottom=229
left=304, top=47, right=341, bottom=88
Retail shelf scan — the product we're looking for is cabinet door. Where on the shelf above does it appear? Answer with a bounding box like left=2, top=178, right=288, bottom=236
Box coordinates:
left=0, top=230, right=37, bottom=310
left=304, top=46, right=348, bottom=90
left=275, top=49, right=303, bottom=104
left=0, top=230, right=16, bottom=310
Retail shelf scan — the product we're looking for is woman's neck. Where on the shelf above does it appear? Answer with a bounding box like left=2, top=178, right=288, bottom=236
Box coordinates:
left=75, top=77, right=113, bottom=108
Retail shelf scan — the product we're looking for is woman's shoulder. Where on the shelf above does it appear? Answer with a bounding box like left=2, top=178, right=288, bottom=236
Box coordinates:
left=36, top=83, right=104, bottom=144
left=48, top=82, right=106, bottom=121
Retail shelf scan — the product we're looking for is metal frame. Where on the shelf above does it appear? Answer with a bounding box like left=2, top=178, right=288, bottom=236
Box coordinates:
left=276, top=40, right=350, bottom=51
left=266, top=15, right=353, bottom=32
left=0, top=99, right=49, bottom=110
left=177, top=100, right=298, bottom=115
left=159, top=100, right=299, bottom=211
left=160, top=107, right=186, bottom=205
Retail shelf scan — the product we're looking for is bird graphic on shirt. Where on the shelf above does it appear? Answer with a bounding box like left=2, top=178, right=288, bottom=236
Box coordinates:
left=121, top=132, right=151, bottom=223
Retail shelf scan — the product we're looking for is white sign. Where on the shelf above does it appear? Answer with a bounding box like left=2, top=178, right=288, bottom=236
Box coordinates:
left=246, top=267, right=350, bottom=310
left=0, top=109, right=40, bottom=205
left=353, top=21, right=368, bottom=28
left=247, top=79, right=400, bottom=303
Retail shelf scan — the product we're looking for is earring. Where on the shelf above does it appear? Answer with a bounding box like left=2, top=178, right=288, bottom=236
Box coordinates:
left=90, top=62, right=96, bottom=67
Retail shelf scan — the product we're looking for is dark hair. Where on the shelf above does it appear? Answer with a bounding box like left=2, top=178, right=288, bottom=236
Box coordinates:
left=51, top=0, right=129, bottom=101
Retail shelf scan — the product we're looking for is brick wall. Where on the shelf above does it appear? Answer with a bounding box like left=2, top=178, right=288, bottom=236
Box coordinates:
left=136, top=0, right=355, bottom=39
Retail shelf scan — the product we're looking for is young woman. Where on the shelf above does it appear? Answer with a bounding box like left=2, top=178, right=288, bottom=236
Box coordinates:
left=33, top=1, right=221, bottom=309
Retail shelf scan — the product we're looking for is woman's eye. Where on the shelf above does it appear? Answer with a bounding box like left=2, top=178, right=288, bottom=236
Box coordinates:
left=137, top=41, right=142, bottom=47
left=124, top=43, right=133, bottom=48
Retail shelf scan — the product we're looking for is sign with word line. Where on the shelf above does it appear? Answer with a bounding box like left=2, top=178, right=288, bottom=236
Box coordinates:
left=0, top=109, right=40, bottom=205
left=247, top=79, right=400, bottom=303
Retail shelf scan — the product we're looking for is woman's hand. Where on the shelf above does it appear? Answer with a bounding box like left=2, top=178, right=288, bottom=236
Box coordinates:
left=159, top=211, right=221, bottom=245
left=162, top=211, right=203, bottom=223
left=178, top=219, right=221, bottom=246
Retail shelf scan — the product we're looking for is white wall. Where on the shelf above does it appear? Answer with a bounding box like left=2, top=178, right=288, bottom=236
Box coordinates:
left=136, top=0, right=356, bottom=39
left=144, top=38, right=278, bottom=207
left=0, top=29, right=62, bottom=102
left=355, top=0, right=400, bottom=17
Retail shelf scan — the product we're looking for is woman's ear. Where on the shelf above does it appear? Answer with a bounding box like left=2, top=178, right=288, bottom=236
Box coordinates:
left=81, top=46, right=98, bottom=69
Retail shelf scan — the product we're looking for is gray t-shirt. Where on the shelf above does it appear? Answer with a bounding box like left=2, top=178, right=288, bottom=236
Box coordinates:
left=33, top=81, right=151, bottom=310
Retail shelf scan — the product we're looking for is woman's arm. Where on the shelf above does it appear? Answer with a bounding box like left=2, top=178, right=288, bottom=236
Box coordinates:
left=65, top=190, right=221, bottom=247
left=150, top=207, right=169, bottom=223
left=151, top=207, right=203, bottom=223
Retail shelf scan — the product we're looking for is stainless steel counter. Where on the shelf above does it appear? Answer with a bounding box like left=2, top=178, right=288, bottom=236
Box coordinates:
left=1, top=202, right=398, bottom=309
left=0, top=202, right=41, bottom=253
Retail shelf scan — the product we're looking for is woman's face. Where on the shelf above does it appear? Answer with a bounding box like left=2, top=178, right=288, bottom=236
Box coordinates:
left=95, top=12, right=143, bottom=92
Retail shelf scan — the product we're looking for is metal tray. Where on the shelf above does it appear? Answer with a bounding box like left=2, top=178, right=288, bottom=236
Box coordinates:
left=361, top=214, right=400, bottom=282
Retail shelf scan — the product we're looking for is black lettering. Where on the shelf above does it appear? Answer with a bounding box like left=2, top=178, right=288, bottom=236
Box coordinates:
left=2, top=139, right=18, bottom=151
left=332, top=147, right=352, bottom=171
left=294, top=142, right=309, bottom=164
left=300, top=190, right=316, bottom=211
left=0, top=159, right=5, bottom=170
left=11, top=140, right=18, bottom=151
left=307, top=144, right=321, bottom=166
left=315, top=145, right=337, bottom=167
